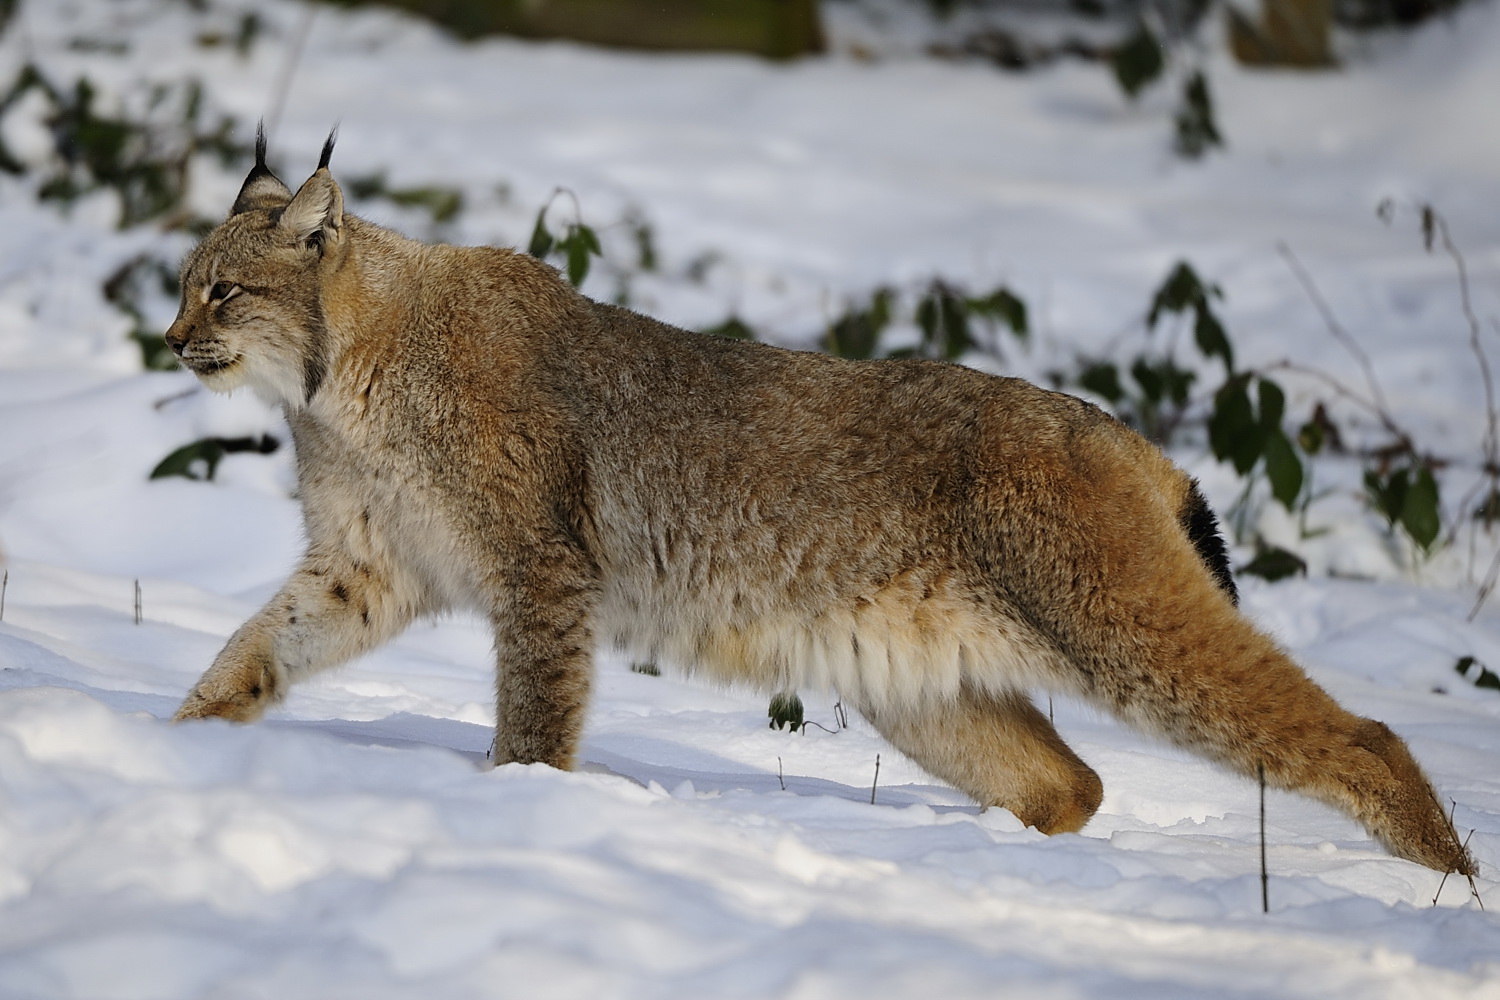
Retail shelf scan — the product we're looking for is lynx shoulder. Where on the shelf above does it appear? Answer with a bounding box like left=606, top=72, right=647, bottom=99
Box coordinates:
left=166, top=130, right=1472, bottom=875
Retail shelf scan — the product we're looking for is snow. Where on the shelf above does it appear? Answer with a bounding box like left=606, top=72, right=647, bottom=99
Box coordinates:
left=2, top=0, right=1500, bottom=996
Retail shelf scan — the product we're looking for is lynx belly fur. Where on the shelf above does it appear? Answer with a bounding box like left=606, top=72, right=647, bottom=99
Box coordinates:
left=167, top=130, right=1473, bottom=875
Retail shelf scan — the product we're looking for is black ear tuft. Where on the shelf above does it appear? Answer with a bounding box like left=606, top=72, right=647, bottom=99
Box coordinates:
left=255, top=119, right=269, bottom=171
left=318, top=125, right=338, bottom=171
left=230, top=120, right=293, bottom=216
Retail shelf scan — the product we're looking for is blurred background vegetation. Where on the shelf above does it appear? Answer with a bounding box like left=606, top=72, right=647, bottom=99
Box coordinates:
left=309, top=0, right=1470, bottom=67
left=317, top=0, right=827, bottom=57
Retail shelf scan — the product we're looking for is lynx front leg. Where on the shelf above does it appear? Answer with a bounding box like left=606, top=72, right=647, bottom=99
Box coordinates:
left=489, top=547, right=599, bottom=770
left=174, top=551, right=416, bottom=722
left=860, top=685, right=1103, bottom=834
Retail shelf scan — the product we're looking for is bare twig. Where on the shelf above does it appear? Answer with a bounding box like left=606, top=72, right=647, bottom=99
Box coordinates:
left=264, top=3, right=318, bottom=145
left=1433, top=828, right=1481, bottom=908
left=1278, top=242, right=1397, bottom=429
left=0, top=569, right=7, bottom=622
left=777, top=756, right=786, bottom=792
left=537, top=186, right=587, bottom=231
left=152, top=386, right=199, bottom=410
left=1471, top=547, right=1500, bottom=622
left=870, top=754, right=881, bottom=805
left=1426, top=210, right=1499, bottom=483
left=1427, top=208, right=1500, bottom=592
left=1466, top=840, right=1485, bottom=910
left=1390, top=204, right=1500, bottom=607
left=1258, top=360, right=1394, bottom=436
left=133, top=579, right=142, bottom=625
left=1433, top=864, right=1453, bottom=907
left=1424, top=210, right=1500, bottom=617
left=1431, top=798, right=1484, bottom=909
left=1259, top=762, right=1269, bottom=915
left=1432, top=800, right=1459, bottom=907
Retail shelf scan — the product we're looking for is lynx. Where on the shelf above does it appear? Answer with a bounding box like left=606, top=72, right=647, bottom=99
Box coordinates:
left=167, top=129, right=1472, bottom=875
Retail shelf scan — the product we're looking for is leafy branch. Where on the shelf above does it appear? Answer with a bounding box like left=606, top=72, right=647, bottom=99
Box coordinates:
left=526, top=187, right=603, bottom=287
left=0, top=63, right=246, bottom=228
left=820, top=279, right=1028, bottom=362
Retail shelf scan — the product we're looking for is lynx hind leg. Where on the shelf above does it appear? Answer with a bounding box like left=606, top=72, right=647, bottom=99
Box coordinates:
left=982, top=443, right=1473, bottom=873
left=860, top=686, right=1103, bottom=835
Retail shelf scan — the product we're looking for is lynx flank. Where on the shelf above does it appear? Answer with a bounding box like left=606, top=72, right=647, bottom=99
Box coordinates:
left=167, top=129, right=1472, bottom=875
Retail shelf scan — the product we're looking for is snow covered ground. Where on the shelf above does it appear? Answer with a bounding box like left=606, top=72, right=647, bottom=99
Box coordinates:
left=2, top=0, right=1499, bottom=996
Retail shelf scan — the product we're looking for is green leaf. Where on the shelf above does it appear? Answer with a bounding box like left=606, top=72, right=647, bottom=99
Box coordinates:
left=1455, top=655, right=1500, bottom=691
left=389, top=185, right=464, bottom=224
left=915, top=296, right=936, bottom=342
left=633, top=220, right=658, bottom=272
left=1111, top=23, right=1164, bottom=100
left=1208, top=374, right=1254, bottom=468
left=576, top=223, right=602, bottom=255
left=768, top=691, right=805, bottom=731
left=1078, top=361, right=1124, bottom=404
left=1263, top=429, right=1303, bottom=510
left=0, top=132, right=24, bottom=175
left=565, top=237, right=588, bottom=286
left=526, top=206, right=553, bottom=258
left=916, top=283, right=973, bottom=360
left=1297, top=420, right=1325, bottom=456
left=868, top=287, right=894, bottom=330
left=234, top=12, right=262, bottom=56
left=150, top=439, right=226, bottom=481
left=1399, top=465, right=1441, bottom=552
left=1174, top=70, right=1224, bottom=160
left=969, top=287, right=1029, bottom=341
left=1232, top=427, right=1270, bottom=477
left=1239, top=544, right=1307, bottom=583
left=557, top=225, right=601, bottom=287
left=345, top=172, right=388, bottom=200
left=1193, top=307, right=1233, bottom=372
left=132, top=329, right=177, bottom=371
left=702, top=316, right=756, bottom=341
left=1365, top=468, right=1408, bottom=528
left=1162, top=359, right=1195, bottom=406
left=1148, top=261, right=1212, bottom=328
left=827, top=287, right=893, bottom=359
left=1256, top=378, right=1285, bottom=432
left=1130, top=357, right=1164, bottom=405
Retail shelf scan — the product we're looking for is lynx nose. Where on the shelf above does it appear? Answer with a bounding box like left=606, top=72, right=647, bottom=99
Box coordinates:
left=163, top=321, right=192, bottom=356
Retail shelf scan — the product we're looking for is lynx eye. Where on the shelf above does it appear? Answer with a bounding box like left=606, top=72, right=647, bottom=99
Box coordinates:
left=209, top=281, right=240, bottom=304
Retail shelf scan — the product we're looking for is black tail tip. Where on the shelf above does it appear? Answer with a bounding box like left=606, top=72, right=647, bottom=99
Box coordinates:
left=1181, top=479, right=1239, bottom=605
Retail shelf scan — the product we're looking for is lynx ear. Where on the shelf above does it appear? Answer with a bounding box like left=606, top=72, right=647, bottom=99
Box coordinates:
left=229, top=120, right=292, bottom=216
left=280, top=129, right=344, bottom=252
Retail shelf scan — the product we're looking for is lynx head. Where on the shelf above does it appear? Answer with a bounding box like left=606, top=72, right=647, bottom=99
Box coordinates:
left=165, top=124, right=346, bottom=407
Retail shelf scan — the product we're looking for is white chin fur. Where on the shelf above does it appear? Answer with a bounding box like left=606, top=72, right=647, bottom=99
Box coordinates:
left=194, top=366, right=245, bottom=394
left=235, top=357, right=306, bottom=409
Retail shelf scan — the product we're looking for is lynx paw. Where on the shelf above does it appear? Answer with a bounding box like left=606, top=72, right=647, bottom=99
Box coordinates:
left=172, top=688, right=270, bottom=723
left=172, top=659, right=278, bottom=723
